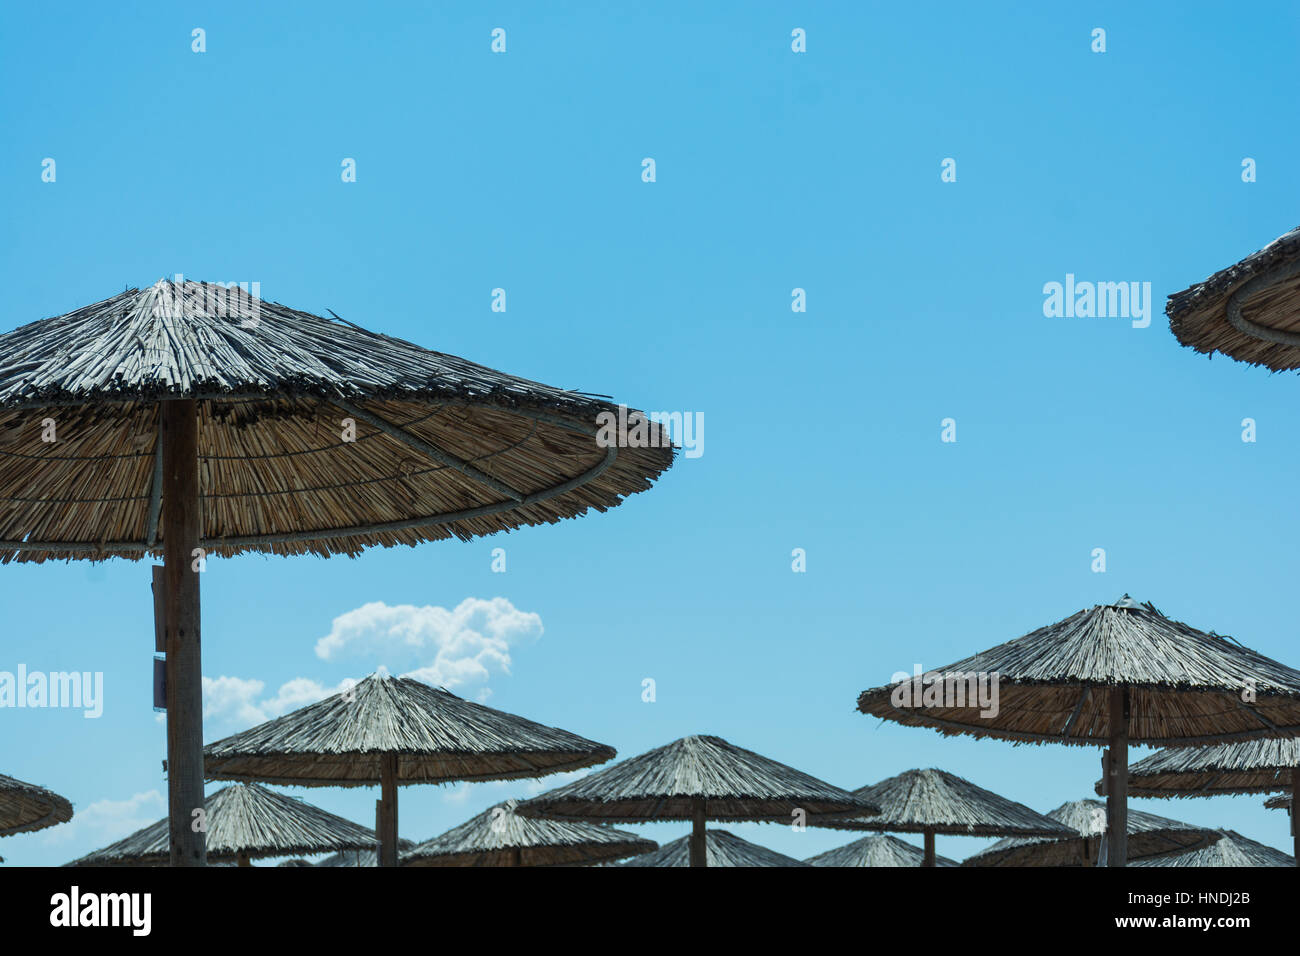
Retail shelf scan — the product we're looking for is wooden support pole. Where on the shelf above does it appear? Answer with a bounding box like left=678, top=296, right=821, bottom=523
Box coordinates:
left=922, top=829, right=936, bottom=867
left=1106, top=685, right=1129, bottom=867
left=236, top=851, right=251, bottom=867
left=161, top=400, right=205, bottom=867
left=379, top=753, right=398, bottom=867
left=1292, top=767, right=1299, bottom=866
left=689, top=798, right=707, bottom=868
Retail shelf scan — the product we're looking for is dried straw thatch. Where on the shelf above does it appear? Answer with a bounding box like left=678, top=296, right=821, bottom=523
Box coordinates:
left=1113, top=738, right=1300, bottom=797
left=402, top=798, right=655, bottom=867
left=276, top=858, right=314, bottom=867
left=963, top=799, right=1216, bottom=867
left=1134, top=830, right=1294, bottom=868
left=1167, top=225, right=1300, bottom=372
left=515, top=734, right=875, bottom=823
left=0, top=278, right=674, bottom=563
left=618, top=830, right=808, bottom=867
left=316, top=844, right=414, bottom=867
left=0, top=772, right=73, bottom=836
left=1265, top=793, right=1291, bottom=811
left=805, top=834, right=957, bottom=867
left=205, top=672, right=615, bottom=786
left=814, top=769, right=1075, bottom=838
left=66, top=783, right=376, bottom=865
left=857, top=597, right=1300, bottom=746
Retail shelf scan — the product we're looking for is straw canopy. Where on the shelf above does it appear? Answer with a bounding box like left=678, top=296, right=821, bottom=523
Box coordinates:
left=805, top=834, right=957, bottom=867
left=317, top=844, right=413, bottom=867
left=814, top=768, right=1075, bottom=838
left=0, top=278, right=673, bottom=563
left=857, top=597, right=1300, bottom=746
left=1167, top=225, right=1300, bottom=371
left=963, top=799, right=1216, bottom=867
left=66, top=783, right=376, bottom=865
left=403, top=798, right=655, bottom=867
left=619, top=830, right=808, bottom=868
left=1266, top=793, right=1291, bottom=810
left=515, top=734, right=875, bottom=823
left=1115, top=738, right=1300, bottom=797
left=204, top=672, right=615, bottom=786
left=0, top=772, right=73, bottom=837
left=1134, top=830, right=1294, bottom=868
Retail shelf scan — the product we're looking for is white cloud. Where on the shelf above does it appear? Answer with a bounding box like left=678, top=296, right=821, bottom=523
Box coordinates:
left=41, top=790, right=164, bottom=846
left=202, top=675, right=348, bottom=727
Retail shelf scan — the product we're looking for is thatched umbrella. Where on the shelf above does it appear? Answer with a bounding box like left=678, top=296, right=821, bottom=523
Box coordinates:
left=1134, top=829, right=1294, bottom=868
left=1167, top=224, right=1300, bottom=370
left=276, top=858, right=314, bottom=867
left=1266, top=793, right=1291, bottom=811
left=1113, top=738, right=1300, bottom=863
left=515, top=734, right=877, bottom=867
left=0, top=279, right=672, bottom=865
left=619, top=829, right=808, bottom=867
left=403, top=798, right=655, bottom=867
left=66, top=782, right=376, bottom=866
left=205, top=671, right=616, bottom=866
left=805, top=834, right=957, bottom=867
left=857, top=595, right=1300, bottom=866
left=317, top=843, right=414, bottom=867
left=0, top=772, right=73, bottom=837
left=809, top=768, right=1074, bottom=867
left=963, top=799, right=1218, bottom=867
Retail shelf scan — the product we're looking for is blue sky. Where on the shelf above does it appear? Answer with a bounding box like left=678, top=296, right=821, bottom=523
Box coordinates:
left=2, top=1, right=1300, bottom=866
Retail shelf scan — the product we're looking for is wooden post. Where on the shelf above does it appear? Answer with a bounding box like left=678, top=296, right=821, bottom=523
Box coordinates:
left=1106, top=685, right=1129, bottom=867
left=161, top=400, right=205, bottom=867
left=1292, top=767, right=1299, bottom=866
left=922, top=829, right=936, bottom=867
left=689, top=798, right=707, bottom=868
left=379, top=753, right=398, bottom=867
left=236, top=851, right=251, bottom=868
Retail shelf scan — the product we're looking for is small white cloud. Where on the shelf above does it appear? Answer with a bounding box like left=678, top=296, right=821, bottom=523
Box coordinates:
left=202, top=675, right=350, bottom=727
left=42, top=790, right=164, bottom=846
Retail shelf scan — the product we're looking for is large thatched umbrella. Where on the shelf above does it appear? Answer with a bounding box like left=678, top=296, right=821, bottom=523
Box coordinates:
left=205, top=671, right=616, bottom=865
left=805, top=834, right=957, bottom=867
left=856, top=595, right=1300, bottom=866
left=0, top=772, right=73, bottom=837
left=809, top=768, right=1074, bottom=867
left=66, top=783, right=376, bottom=866
left=619, top=829, right=808, bottom=867
left=403, top=798, right=655, bottom=867
left=516, top=734, right=877, bottom=867
left=1167, top=224, right=1300, bottom=370
left=0, top=279, right=672, bottom=865
left=1112, top=738, right=1300, bottom=863
left=962, top=799, right=1217, bottom=867
left=1134, top=829, right=1294, bottom=868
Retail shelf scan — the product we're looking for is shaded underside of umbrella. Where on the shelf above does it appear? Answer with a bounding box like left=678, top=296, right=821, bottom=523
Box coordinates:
left=963, top=799, right=1216, bottom=867
left=815, top=768, right=1075, bottom=838
left=805, top=834, right=957, bottom=867
left=0, top=278, right=674, bottom=564
left=204, top=672, right=616, bottom=786
left=857, top=598, right=1300, bottom=746
left=515, top=734, right=876, bottom=823
left=1113, top=738, right=1300, bottom=797
left=66, top=783, right=376, bottom=865
left=0, top=772, right=73, bottom=837
left=1167, top=225, right=1300, bottom=371
left=1135, top=830, right=1294, bottom=867
left=403, top=798, right=655, bottom=867
left=619, top=829, right=808, bottom=867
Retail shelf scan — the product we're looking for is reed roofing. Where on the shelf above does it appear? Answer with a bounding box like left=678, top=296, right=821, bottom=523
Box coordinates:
left=857, top=596, right=1300, bottom=746
left=514, top=734, right=876, bottom=823
left=1111, top=738, right=1300, bottom=798
left=204, top=672, right=615, bottom=786
left=804, top=834, right=957, bottom=867
left=618, top=829, right=808, bottom=867
left=1133, top=830, right=1294, bottom=867
left=0, top=772, right=73, bottom=837
left=0, top=279, right=673, bottom=563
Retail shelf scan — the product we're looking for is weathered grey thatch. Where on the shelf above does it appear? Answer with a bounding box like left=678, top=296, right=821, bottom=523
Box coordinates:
left=814, top=769, right=1075, bottom=838
left=805, top=834, right=957, bottom=867
left=316, top=843, right=414, bottom=867
left=857, top=598, right=1300, bottom=746
left=1113, top=738, right=1300, bottom=797
left=1167, top=225, right=1300, bottom=371
left=515, top=734, right=875, bottom=823
left=276, top=858, right=314, bottom=867
left=963, top=799, right=1216, bottom=867
left=0, top=772, right=73, bottom=837
left=1135, top=830, right=1294, bottom=868
left=1265, top=793, right=1291, bottom=810
left=66, top=783, right=376, bottom=865
left=402, top=798, right=655, bottom=867
left=204, top=672, right=615, bottom=786
left=0, top=278, right=674, bottom=563
left=619, top=830, right=808, bottom=867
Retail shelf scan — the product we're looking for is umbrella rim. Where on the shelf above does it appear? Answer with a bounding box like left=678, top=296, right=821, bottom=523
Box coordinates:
left=0, top=777, right=74, bottom=837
